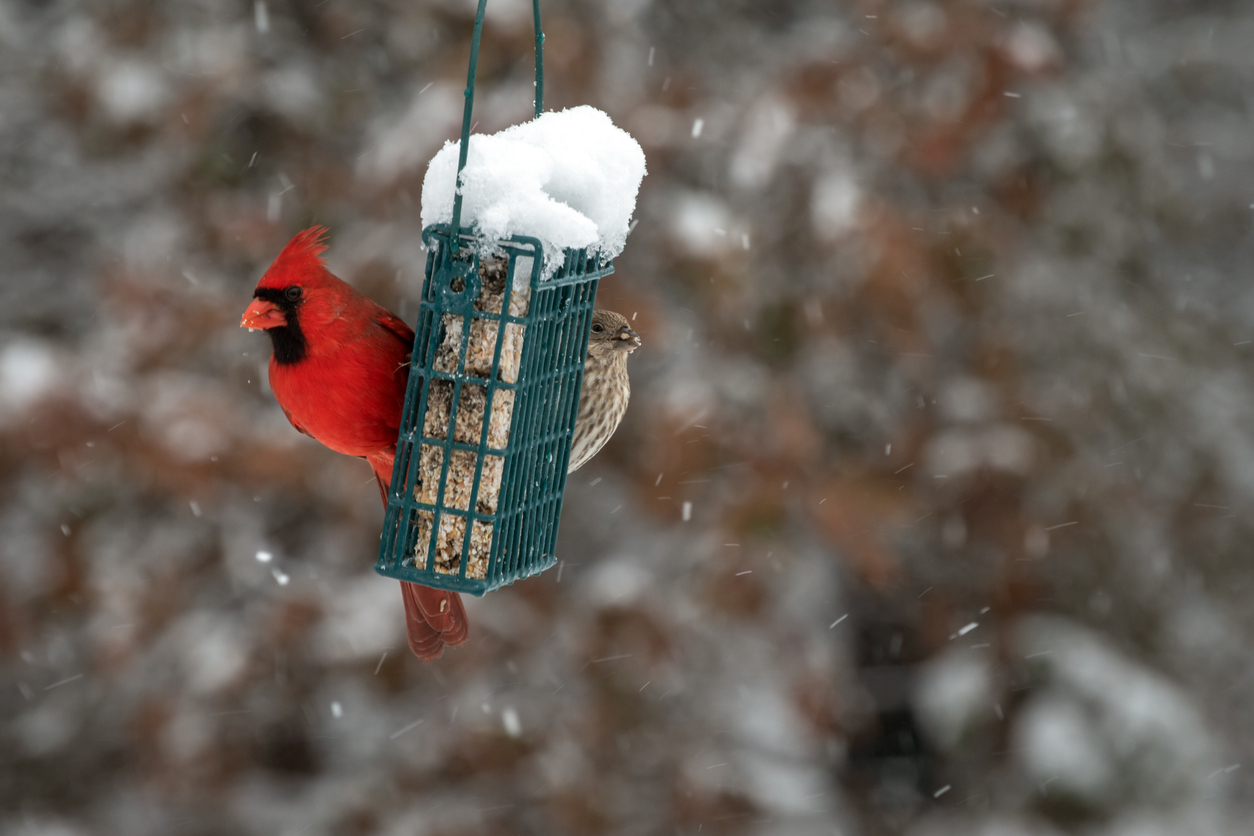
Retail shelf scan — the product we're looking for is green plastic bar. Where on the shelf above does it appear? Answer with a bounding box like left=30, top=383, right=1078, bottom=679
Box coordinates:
left=448, top=0, right=545, bottom=254
left=448, top=0, right=488, bottom=255
left=533, top=0, right=544, bottom=117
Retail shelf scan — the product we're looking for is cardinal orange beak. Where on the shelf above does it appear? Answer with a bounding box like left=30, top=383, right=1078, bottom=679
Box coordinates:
left=240, top=297, right=287, bottom=330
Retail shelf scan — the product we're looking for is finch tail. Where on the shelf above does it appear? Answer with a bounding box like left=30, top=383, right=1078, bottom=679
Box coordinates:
left=369, top=453, right=471, bottom=661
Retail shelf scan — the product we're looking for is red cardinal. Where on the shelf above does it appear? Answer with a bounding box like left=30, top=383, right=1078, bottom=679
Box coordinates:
left=240, top=227, right=468, bottom=660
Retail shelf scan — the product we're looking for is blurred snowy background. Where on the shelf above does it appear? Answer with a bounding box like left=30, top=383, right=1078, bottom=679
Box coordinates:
left=3, top=0, right=1254, bottom=833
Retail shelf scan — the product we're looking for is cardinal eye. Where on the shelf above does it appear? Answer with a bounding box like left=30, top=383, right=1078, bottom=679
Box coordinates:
left=284, top=286, right=303, bottom=302
left=591, top=324, right=604, bottom=333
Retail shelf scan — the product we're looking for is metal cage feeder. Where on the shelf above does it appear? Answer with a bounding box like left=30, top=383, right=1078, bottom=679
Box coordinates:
left=374, top=0, right=615, bottom=595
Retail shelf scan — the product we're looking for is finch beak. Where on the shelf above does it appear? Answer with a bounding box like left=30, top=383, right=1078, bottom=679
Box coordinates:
left=613, top=327, right=642, bottom=352
left=240, top=297, right=286, bottom=330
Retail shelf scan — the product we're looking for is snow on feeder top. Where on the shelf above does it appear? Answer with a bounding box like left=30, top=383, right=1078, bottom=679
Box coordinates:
left=374, top=0, right=645, bottom=596
left=421, top=105, right=645, bottom=275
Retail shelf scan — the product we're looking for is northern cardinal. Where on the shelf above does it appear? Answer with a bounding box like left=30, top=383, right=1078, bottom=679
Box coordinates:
left=240, top=227, right=468, bottom=661
left=568, top=310, right=640, bottom=473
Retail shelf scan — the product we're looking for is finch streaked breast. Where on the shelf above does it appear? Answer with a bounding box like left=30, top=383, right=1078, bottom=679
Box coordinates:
left=568, top=309, right=640, bottom=473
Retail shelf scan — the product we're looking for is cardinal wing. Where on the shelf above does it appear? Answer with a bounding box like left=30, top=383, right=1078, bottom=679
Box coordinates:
left=375, top=307, right=415, bottom=352
left=280, top=404, right=313, bottom=438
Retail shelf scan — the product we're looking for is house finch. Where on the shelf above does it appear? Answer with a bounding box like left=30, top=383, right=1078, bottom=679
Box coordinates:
left=240, top=227, right=468, bottom=661
left=568, top=309, right=640, bottom=473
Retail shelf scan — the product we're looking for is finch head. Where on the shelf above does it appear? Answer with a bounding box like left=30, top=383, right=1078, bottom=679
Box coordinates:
left=587, top=310, right=640, bottom=359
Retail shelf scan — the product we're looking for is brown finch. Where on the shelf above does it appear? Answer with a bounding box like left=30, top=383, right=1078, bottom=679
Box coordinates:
left=568, top=310, right=640, bottom=473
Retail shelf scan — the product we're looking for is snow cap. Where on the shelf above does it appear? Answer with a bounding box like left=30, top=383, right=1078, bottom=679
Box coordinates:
left=421, top=106, right=646, bottom=274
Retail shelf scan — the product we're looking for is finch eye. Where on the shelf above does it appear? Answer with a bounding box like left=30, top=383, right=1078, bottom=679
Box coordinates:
left=284, top=286, right=303, bottom=301
left=591, top=324, right=603, bottom=333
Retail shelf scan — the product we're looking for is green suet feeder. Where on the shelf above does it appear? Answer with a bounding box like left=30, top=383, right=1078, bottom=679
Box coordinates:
left=374, top=0, right=613, bottom=595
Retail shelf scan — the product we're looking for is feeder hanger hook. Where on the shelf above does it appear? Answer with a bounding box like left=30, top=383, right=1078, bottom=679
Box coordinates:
left=449, top=0, right=545, bottom=255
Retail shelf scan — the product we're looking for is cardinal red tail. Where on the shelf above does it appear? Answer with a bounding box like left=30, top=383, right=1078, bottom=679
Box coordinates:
left=368, top=453, right=472, bottom=661
left=401, top=582, right=469, bottom=661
